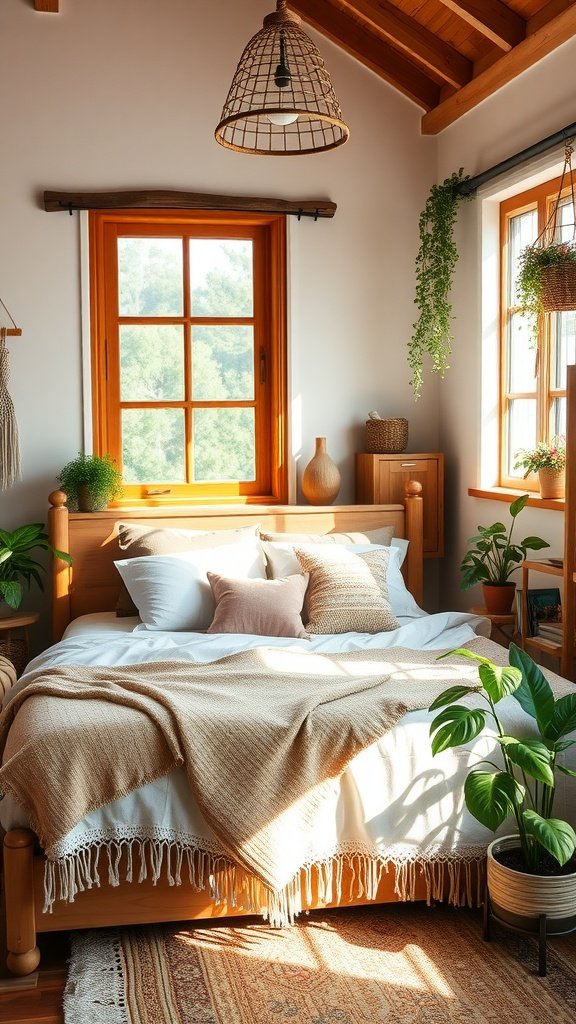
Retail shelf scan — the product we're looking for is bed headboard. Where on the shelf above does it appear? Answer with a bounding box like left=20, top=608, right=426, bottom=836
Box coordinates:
left=48, top=488, right=424, bottom=641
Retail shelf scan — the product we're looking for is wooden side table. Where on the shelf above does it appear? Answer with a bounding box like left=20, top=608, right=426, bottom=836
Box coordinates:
left=0, top=612, right=39, bottom=677
left=470, top=606, right=517, bottom=648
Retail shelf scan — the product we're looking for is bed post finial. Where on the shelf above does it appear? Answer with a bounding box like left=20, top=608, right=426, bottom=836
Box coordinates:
left=404, top=480, right=424, bottom=608
left=48, top=490, right=71, bottom=642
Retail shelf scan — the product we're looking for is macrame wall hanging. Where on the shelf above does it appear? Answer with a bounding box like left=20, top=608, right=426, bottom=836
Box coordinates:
left=0, top=296, right=22, bottom=491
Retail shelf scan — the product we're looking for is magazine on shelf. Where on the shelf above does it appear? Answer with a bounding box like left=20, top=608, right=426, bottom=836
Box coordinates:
left=526, top=587, right=562, bottom=638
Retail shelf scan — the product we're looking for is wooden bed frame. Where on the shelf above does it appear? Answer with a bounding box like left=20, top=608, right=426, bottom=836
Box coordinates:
left=4, top=486, right=432, bottom=976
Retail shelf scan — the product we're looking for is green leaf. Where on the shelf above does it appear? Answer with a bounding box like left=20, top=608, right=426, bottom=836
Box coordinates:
left=557, top=765, right=576, bottom=778
left=430, top=706, right=486, bottom=754
left=545, top=694, right=576, bottom=742
left=497, top=737, right=554, bottom=785
left=478, top=663, right=522, bottom=704
left=522, top=810, right=576, bottom=867
left=465, top=770, right=523, bottom=831
left=520, top=536, right=550, bottom=550
left=509, top=494, right=529, bottom=517
left=428, top=684, right=479, bottom=712
left=0, top=580, right=22, bottom=609
left=436, top=647, right=492, bottom=666
left=508, top=643, right=554, bottom=729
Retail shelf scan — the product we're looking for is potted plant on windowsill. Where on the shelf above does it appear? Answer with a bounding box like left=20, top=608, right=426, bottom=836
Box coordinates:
left=514, top=436, right=566, bottom=500
left=429, top=643, right=576, bottom=972
left=57, top=452, right=123, bottom=512
left=460, top=494, right=549, bottom=614
left=0, top=523, right=72, bottom=614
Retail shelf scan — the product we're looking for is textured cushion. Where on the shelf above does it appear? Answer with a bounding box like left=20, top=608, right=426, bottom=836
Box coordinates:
left=114, top=541, right=267, bottom=632
left=262, top=540, right=421, bottom=618
left=206, top=572, right=310, bottom=638
left=115, top=523, right=260, bottom=616
left=259, top=526, right=395, bottom=545
left=294, top=546, right=399, bottom=634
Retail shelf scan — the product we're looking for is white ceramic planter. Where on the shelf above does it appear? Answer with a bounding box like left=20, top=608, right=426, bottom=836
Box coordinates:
left=487, top=835, right=576, bottom=934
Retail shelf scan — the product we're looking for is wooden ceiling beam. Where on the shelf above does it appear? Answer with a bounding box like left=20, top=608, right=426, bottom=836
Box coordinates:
left=34, top=1, right=59, bottom=11
left=422, top=4, right=576, bottom=134
left=527, top=0, right=575, bottom=35
left=337, top=0, right=471, bottom=89
left=289, top=0, right=440, bottom=110
left=438, top=1, right=525, bottom=51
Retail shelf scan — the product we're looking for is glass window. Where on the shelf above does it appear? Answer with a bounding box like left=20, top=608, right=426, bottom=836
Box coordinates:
left=90, top=211, right=287, bottom=503
left=500, top=176, right=574, bottom=488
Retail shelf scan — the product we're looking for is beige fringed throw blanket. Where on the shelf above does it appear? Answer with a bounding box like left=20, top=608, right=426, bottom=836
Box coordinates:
left=0, top=644, right=493, bottom=914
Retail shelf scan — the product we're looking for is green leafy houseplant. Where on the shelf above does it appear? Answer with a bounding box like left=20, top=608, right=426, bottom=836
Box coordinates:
left=409, top=168, right=472, bottom=400
left=429, top=643, right=576, bottom=872
left=513, top=436, right=566, bottom=476
left=460, top=494, right=549, bottom=588
left=517, top=241, right=576, bottom=341
left=57, top=453, right=123, bottom=512
left=0, top=524, right=72, bottom=611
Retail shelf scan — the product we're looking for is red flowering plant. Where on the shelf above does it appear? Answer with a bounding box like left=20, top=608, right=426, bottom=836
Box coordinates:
left=514, top=436, right=566, bottom=477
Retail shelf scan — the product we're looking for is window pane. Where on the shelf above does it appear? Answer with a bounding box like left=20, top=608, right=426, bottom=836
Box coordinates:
left=118, top=238, right=183, bottom=316
left=122, top=408, right=185, bottom=483
left=120, top=326, right=184, bottom=401
left=192, top=326, right=254, bottom=401
left=190, top=240, right=253, bottom=317
left=550, top=397, right=566, bottom=438
left=551, top=310, right=576, bottom=388
left=193, top=409, right=255, bottom=482
left=555, top=195, right=575, bottom=243
left=508, top=312, right=537, bottom=392
left=508, top=210, right=537, bottom=305
left=507, top=399, right=537, bottom=478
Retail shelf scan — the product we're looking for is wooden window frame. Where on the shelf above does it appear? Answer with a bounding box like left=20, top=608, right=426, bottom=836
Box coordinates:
left=499, top=173, right=570, bottom=490
left=89, top=209, right=288, bottom=505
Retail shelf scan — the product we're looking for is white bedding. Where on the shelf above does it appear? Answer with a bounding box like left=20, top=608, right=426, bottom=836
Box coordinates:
left=5, top=608, right=573, bottom=916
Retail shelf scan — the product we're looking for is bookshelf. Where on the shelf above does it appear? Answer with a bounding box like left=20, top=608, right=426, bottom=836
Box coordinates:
left=519, top=364, right=576, bottom=682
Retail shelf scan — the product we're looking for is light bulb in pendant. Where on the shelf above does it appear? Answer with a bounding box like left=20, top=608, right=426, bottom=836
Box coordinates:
left=267, top=30, right=298, bottom=126
left=267, top=111, right=299, bottom=126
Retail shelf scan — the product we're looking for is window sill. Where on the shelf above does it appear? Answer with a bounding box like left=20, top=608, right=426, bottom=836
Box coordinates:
left=468, top=486, right=565, bottom=511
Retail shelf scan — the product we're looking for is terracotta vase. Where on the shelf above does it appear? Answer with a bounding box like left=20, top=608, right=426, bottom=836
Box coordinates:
left=302, top=437, right=341, bottom=506
left=482, top=582, right=516, bottom=615
left=538, top=468, right=565, bottom=500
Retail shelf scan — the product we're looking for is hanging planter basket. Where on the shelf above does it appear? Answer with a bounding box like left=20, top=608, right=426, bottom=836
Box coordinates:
left=518, top=142, right=576, bottom=321
left=541, top=261, right=576, bottom=311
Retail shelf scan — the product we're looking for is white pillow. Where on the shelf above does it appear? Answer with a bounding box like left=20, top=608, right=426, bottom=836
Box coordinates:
left=261, top=540, right=423, bottom=619
left=115, top=541, right=267, bottom=631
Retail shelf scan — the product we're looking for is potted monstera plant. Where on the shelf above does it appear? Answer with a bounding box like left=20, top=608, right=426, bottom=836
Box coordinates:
left=460, top=494, right=549, bottom=614
left=430, top=643, right=576, bottom=969
left=0, top=523, right=72, bottom=613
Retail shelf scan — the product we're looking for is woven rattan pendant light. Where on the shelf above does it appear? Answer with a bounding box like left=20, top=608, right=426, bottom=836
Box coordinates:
left=215, top=1, right=349, bottom=156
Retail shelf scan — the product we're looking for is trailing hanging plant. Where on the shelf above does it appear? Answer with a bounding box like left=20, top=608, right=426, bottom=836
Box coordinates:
left=409, top=168, right=472, bottom=400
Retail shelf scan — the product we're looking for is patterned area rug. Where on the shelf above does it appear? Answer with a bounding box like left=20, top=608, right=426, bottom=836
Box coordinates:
left=63, top=904, right=576, bottom=1024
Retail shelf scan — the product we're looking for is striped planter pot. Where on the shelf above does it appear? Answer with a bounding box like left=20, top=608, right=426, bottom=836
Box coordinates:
left=487, top=835, right=576, bottom=935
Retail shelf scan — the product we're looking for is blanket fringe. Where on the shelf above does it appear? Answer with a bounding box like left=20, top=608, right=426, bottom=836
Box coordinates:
left=44, top=839, right=486, bottom=925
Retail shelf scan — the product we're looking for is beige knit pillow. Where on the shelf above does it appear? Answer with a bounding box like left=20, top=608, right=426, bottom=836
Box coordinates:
left=294, top=546, right=399, bottom=635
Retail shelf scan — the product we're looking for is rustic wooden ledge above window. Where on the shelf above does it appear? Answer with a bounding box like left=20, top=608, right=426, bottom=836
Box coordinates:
left=43, top=190, right=337, bottom=220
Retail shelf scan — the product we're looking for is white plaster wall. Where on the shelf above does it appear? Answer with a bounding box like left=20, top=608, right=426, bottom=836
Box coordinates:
left=436, top=37, right=576, bottom=613
left=0, top=0, right=436, bottom=641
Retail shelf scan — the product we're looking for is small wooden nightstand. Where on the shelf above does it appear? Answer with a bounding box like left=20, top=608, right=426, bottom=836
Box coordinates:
left=0, top=612, right=39, bottom=677
left=470, top=606, right=517, bottom=648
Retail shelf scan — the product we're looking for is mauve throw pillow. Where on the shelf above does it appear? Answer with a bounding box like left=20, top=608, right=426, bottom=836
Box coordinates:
left=206, top=572, right=310, bottom=638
